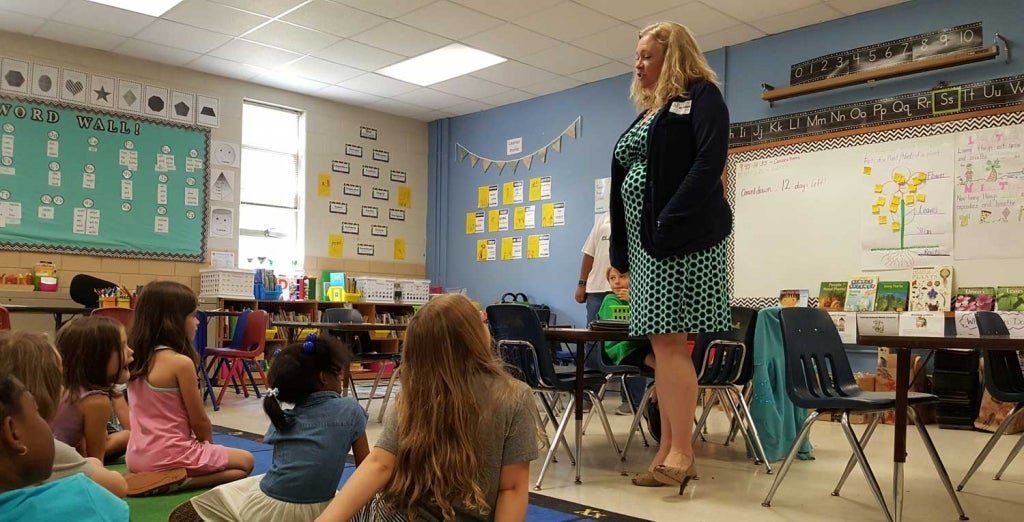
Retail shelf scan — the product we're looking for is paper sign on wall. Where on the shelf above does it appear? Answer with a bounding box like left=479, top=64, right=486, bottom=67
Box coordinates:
left=541, top=202, right=563, bottom=227
left=476, top=239, right=496, bottom=262
left=527, top=234, right=550, bottom=259
left=501, top=237, right=514, bottom=260
left=394, top=238, right=405, bottom=260
left=398, top=186, right=411, bottom=208
left=317, top=174, right=331, bottom=197
left=497, top=209, right=509, bottom=231
left=488, top=209, right=499, bottom=232
left=328, top=234, right=343, bottom=257
left=529, top=176, right=551, bottom=201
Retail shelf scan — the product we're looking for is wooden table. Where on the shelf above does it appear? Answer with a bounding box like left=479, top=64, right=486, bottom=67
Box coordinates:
left=542, top=327, right=645, bottom=484
left=856, top=334, right=1024, bottom=522
left=272, top=320, right=407, bottom=343
left=3, top=304, right=93, bottom=330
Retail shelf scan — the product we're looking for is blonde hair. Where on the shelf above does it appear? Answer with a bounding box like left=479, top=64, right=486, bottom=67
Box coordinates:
left=630, top=22, right=719, bottom=111
left=0, top=330, right=63, bottom=421
left=379, top=294, right=519, bottom=519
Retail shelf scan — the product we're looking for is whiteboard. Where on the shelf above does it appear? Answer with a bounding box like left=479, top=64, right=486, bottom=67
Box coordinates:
left=729, top=110, right=1024, bottom=299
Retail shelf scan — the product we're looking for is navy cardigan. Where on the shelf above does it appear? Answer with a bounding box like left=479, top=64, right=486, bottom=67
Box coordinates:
left=609, top=80, right=732, bottom=273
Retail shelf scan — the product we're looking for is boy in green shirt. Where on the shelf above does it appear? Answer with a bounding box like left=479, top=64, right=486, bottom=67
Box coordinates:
left=598, top=267, right=654, bottom=370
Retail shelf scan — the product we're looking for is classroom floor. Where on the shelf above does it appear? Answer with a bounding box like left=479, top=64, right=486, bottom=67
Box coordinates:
left=209, top=391, right=1024, bottom=521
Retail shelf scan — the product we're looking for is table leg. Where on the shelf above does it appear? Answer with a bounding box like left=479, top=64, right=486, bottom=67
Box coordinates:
left=893, top=348, right=910, bottom=522
left=575, top=340, right=584, bottom=484
left=54, top=313, right=63, bottom=331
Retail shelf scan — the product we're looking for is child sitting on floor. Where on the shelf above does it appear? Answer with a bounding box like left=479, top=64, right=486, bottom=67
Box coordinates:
left=173, top=334, right=369, bottom=521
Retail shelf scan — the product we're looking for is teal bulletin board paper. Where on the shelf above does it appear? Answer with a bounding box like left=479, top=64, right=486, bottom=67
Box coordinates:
left=0, top=95, right=208, bottom=260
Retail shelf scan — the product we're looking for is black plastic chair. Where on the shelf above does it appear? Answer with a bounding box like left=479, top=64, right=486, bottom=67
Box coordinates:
left=580, top=335, right=646, bottom=442
left=762, top=308, right=966, bottom=522
left=958, top=311, right=1024, bottom=490
left=322, top=307, right=399, bottom=415
left=487, top=303, right=617, bottom=490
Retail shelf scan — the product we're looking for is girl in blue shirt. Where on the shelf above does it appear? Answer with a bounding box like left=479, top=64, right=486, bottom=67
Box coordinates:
left=175, top=334, right=369, bottom=521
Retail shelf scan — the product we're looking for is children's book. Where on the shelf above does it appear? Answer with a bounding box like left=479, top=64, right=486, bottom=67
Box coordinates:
left=818, top=281, right=848, bottom=310
left=875, top=281, right=910, bottom=312
left=844, top=275, right=879, bottom=312
left=779, top=288, right=808, bottom=308
left=995, top=286, right=1024, bottom=311
left=953, top=287, right=996, bottom=311
left=909, top=265, right=954, bottom=311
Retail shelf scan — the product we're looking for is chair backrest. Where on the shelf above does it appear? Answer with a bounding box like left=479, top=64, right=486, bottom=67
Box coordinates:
left=193, top=311, right=208, bottom=358
left=486, top=304, right=559, bottom=386
left=236, top=310, right=268, bottom=355
left=226, top=310, right=251, bottom=348
left=90, top=307, right=134, bottom=333
left=692, top=307, right=758, bottom=385
left=0, top=305, right=9, bottom=330
left=976, top=312, right=1024, bottom=399
left=495, top=339, right=545, bottom=389
left=778, top=307, right=861, bottom=409
left=322, top=307, right=371, bottom=353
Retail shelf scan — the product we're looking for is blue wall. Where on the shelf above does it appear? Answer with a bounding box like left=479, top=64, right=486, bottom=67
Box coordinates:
left=428, top=0, right=1024, bottom=328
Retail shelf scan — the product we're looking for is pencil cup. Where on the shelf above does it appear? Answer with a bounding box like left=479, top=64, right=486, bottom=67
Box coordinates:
left=100, top=296, right=116, bottom=308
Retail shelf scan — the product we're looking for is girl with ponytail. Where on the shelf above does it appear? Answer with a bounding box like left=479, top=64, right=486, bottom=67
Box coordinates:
left=175, top=334, right=368, bottom=522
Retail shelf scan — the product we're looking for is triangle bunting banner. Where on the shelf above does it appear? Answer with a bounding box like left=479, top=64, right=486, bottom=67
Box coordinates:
left=454, top=116, right=581, bottom=174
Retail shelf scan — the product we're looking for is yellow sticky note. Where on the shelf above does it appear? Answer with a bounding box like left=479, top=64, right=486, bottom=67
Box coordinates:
left=328, top=234, right=343, bottom=257
left=878, top=215, right=887, bottom=224
left=893, top=173, right=906, bottom=184
left=891, top=222, right=901, bottom=231
left=905, top=195, right=915, bottom=205
left=393, top=239, right=405, bottom=260
left=502, top=182, right=515, bottom=205
left=526, top=235, right=540, bottom=259
left=889, top=205, right=899, bottom=213
left=501, top=237, right=513, bottom=261
left=872, top=205, right=881, bottom=214
left=876, top=197, right=886, bottom=206
left=478, top=186, right=489, bottom=208
left=528, top=177, right=542, bottom=201
left=541, top=203, right=555, bottom=227
left=317, top=174, right=331, bottom=197
left=917, top=193, right=926, bottom=202
left=908, top=185, right=918, bottom=193
left=398, top=186, right=411, bottom=208
left=513, top=206, right=526, bottom=230
left=863, top=166, right=872, bottom=175
left=488, top=210, right=499, bottom=232
left=476, top=240, right=488, bottom=262
left=466, top=212, right=476, bottom=234
left=891, top=195, right=900, bottom=204
left=873, top=184, right=883, bottom=193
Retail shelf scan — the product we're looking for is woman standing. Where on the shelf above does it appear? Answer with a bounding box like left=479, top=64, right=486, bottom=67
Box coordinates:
left=608, top=21, right=732, bottom=494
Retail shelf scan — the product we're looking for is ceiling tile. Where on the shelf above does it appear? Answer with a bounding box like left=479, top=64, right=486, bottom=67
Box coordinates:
left=471, top=60, right=558, bottom=89
left=188, top=54, right=268, bottom=80
left=251, top=72, right=330, bottom=94
left=519, top=44, right=610, bottom=75
left=829, top=0, right=908, bottom=16
left=449, top=0, right=561, bottom=21
left=514, top=2, right=619, bottom=41
left=397, top=1, right=502, bottom=40
left=282, top=0, right=385, bottom=38
left=393, top=88, right=468, bottom=110
left=463, top=23, right=559, bottom=60
left=334, top=0, right=434, bottom=18
left=573, top=23, right=639, bottom=60
left=696, top=24, right=766, bottom=52
left=209, top=38, right=302, bottom=69
left=582, top=0, right=683, bottom=22
left=752, top=4, right=844, bottom=35
left=420, top=110, right=454, bottom=121
left=0, top=0, right=68, bottom=18
left=279, top=56, right=362, bottom=84
left=244, top=21, right=339, bottom=54
left=446, top=99, right=491, bottom=116
left=366, top=97, right=433, bottom=119
left=571, top=61, right=631, bottom=83
left=339, top=73, right=420, bottom=97
left=430, top=75, right=510, bottom=99
left=34, top=21, right=127, bottom=51
left=632, top=3, right=740, bottom=36
left=711, top=0, right=819, bottom=22
left=209, top=0, right=308, bottom=17
left=521, top=75, right=582, bottom=96
left=479, top=89, right=533, bottom=107
left=0, top=9, right=45, bottom=34
left=350, top=21, right=451, bottom=57
left=134, top=20, right=233, bottom=54
left=313, top=39, right=403, bottom=71
left=113, top=39, right=201, bottom=66
left=317, top=85, right=383, bottom=105
left=51, top=0, right=155, bottom=37
left=164, top=0, right=269, bottom=36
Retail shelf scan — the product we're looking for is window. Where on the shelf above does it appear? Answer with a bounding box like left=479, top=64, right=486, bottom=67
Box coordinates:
left=238, top=102, right=304, bottom=272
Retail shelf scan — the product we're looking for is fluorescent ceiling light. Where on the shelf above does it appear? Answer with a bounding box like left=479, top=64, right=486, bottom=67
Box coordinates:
left=84, top=0, right=184, bottom=17
left=377, top=44, right=506, bottom=86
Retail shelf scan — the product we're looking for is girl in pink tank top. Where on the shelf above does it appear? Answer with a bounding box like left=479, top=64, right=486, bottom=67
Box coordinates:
left=126, top=281, right=254, bottom=492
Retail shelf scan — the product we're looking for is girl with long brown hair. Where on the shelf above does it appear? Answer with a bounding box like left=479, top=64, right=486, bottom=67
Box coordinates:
left=317, top=294, right=539, bottom=521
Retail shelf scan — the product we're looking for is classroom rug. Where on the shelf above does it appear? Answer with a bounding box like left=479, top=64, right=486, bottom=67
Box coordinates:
left=114, top=426, right=649, bottom=522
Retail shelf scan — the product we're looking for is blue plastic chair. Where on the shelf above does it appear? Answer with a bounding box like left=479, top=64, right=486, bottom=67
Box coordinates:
left=193, top=311, right=219, bottom=411
left=958, top=312, right=1024, bottom=490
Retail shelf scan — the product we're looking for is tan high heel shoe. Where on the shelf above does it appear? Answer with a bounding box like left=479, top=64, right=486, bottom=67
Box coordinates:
left=652, top=462, right=698, bottom=495
left=630, top=471, right=665, bottom=487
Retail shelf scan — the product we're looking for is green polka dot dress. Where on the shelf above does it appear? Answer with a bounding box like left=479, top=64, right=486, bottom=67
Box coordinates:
left=614, top=116, right=732, bottom=336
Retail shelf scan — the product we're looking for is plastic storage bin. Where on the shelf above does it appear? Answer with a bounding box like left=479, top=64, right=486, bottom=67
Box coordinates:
left=200, top=269, right=256, bottom=299
left=396, top=279, right=431, bottom=304
left=355, top=277, right=396, bottom=303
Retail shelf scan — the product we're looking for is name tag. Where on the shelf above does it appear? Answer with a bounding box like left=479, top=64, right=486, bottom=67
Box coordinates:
left=669, top=100, right=692, bottom=115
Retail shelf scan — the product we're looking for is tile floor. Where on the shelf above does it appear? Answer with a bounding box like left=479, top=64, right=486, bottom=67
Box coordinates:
left=209, top=392, right=1024, bottom=521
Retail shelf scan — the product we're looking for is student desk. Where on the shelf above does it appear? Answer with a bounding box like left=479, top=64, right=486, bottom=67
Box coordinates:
left=2, top=304, right=92, bottom=330
left=856, top=333, right=1024, bottom=522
